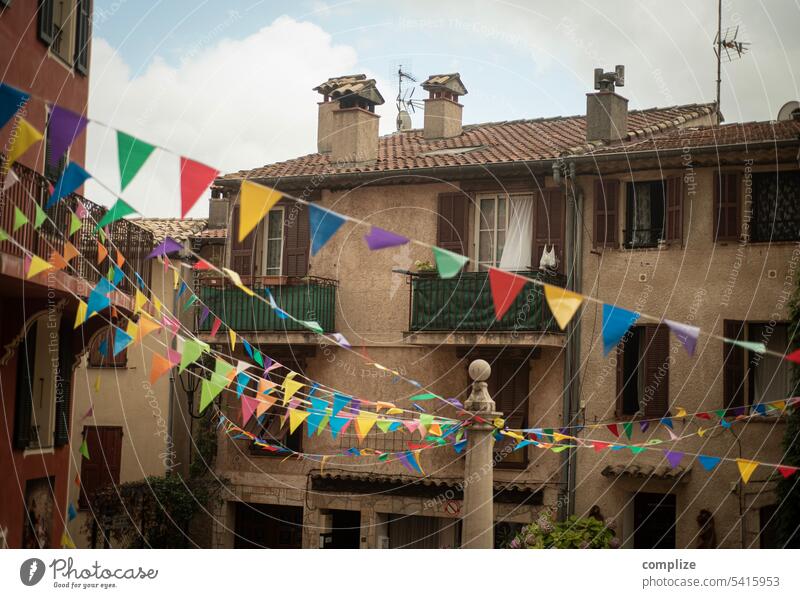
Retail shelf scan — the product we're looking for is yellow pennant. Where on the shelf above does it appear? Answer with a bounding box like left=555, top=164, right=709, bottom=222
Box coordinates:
left=125, top=320, right=139, bottom=343
left=375, top=401, right=395, bottom=412
left=4, top=119, right=43, bottom=175
left=27, top=255, right=53, bottom=279
left=228, top=329, right=236, bottom=350
left=282, top=371, right=303, bottom=406
left=543, top=283, right=584, bottom=330
left=60, top=530, right=76, bottom=549
left=152, top=295, right=162, bottom=316
left=173, top=267, right=179, bottom=290
left=288, top=408, right=309, bottom=434
left=386, top=407, right=403, bottom=415
left=697, top=427, right=706, bottom=437
left=355, top=411, right=378, bottom=441
left=134, top=290, right=148, bottom=314
left=736, top=458, right=759, bottom=484
left=74, top=300, right=87, bottom=329
left=239, top=180, right=282, bottom=242
left=222, top=267, right=255, bottom=296
left=675, top=407, right=687, bottom=418
left=94, top=374, right=101, bottom=392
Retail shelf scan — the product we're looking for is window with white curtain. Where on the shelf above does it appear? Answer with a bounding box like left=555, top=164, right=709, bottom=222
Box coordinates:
left=476, top=193, right=533, bottom=271
left=261, top=208, right=284, bottom=276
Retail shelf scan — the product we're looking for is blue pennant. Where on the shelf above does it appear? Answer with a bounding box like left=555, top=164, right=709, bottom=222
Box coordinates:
left=601, top=303, right=640, bottom=355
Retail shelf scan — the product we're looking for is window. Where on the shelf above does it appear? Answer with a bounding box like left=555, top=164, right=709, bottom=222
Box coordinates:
left=476, top=194, right=507, bottom=269
left=751, top=171, right=800, bottom=242
left=13, top=316, right=62, bottom=450
left=616, top=325, right=670, bottom=418
left=78, top=426, right=122, bottom=509
left=624, top=180, right=665, bottom=248
left=261, top=208, right=284, bottom=276
left=44, top=111, right=68, bottom=182
left=722, top=321, right=797, bottom=409
left=38, top=0, right=89, bottom=72
left=249, top=410, right=302, bottom=455
left=593, top=179, right=619, bottom=248
left=489, top=357, right=529, bottom=467
left=87, top=326, right=127, bottom=368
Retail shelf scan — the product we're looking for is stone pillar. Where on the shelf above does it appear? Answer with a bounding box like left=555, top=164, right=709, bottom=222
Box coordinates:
left=461, top=359, right=502, bottom=549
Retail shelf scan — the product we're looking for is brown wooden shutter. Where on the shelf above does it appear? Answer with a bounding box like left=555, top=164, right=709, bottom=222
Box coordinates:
left=643, top=324, right=670, bottom=418
left=13, top=322, right=38, bottom=450
left=436, top=192, right=469, bottom=255
left=533, top=189, right=565, bottom=272
left=283, top=202, right=310, bottom=277
left=490, top=359, right=529, bottom=467
left=54, top=315, right=74, bottom=446
left=722, top=319, right=745, bottom=409
left=665, top=176, right=683, bottom=243
left=713, top=172, right=741, bottom=242
left=230, top=203, right=255, bottom=277
left=593, top=179, right=618, bottom=248
left=79, top=426, right=123, bottom=509
left=615, top=344, right=625, bottom=416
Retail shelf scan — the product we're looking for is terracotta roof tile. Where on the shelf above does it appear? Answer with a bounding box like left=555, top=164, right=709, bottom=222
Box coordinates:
left=133, top=218, right=207, bottom=242
left=221, top=103, right=716, bottom=182
left=195, top=228, right=227, bottom=239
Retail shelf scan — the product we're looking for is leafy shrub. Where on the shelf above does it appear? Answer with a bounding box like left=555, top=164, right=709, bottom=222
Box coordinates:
left=508, top=513, right=618, bottom=549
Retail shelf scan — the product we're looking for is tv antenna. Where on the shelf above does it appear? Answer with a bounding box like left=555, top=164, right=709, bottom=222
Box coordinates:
left=714, top=0, right=750, bottom=121
left=395, top=65, right=423, bottom=131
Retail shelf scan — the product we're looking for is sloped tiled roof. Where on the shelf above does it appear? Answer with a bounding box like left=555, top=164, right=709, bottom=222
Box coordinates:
left=220, top=103, right=716, bottom=182
left=195, top=227, right=227, bottom=239
left=588, top=119, right=800, bottom=155
left=133, top=218, right=207, bottom=243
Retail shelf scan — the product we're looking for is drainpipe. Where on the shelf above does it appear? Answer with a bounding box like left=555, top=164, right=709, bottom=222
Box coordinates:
left=557, top=162, right=583, bottom=520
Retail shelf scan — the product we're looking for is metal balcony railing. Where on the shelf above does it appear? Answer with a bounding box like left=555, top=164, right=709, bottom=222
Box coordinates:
left=408, top=270, right=565, bottom=333
left=196, top=276, right=337, bottom=333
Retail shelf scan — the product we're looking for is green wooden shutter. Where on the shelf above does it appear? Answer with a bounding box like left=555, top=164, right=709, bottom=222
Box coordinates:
left=13, top=322, right=38, bottom=450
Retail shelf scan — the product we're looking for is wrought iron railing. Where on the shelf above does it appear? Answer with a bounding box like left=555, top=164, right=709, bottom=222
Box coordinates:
left=0, top=159, right=153, bottom=295
left=196, top=276, right=337, bottom=333
left=623, top=228, right=664, bottom=249
left=408, top=270, right=565, bottom=333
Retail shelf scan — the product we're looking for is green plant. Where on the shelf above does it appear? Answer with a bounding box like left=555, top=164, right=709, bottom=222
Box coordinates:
left=414, top=260, right=437, bottom=272
left=507, top=513, right=618, bottom=549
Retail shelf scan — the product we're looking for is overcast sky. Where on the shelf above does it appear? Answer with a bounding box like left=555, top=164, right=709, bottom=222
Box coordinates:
left=86, top=0, right=800, bottom=217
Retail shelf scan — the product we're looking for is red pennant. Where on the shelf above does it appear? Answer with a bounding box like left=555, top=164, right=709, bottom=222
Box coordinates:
left=179, top=157, right=219, bottom=217
left=488, top=267, right=527, bottom=320
left=209, top=317, right=222, bottom=336
left=193, top=258, right=212, bottom=271
left=695, top=412, right=711, bottom=420
left=778, top=465, right=798, bottom=478
left=606, top=424, right=619, bottom=437
left=592, top=441, right=610, bottom=453
left=785, top=349, right=800, bottom=364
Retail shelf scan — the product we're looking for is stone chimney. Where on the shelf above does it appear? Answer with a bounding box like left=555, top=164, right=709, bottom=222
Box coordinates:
left=421, top=73, right=467, bottom=140
left=208, top=188, right=229, bottom=228
left=313, top=74, right=384, bottom=163
left=585, top=65, right=628, bottom=143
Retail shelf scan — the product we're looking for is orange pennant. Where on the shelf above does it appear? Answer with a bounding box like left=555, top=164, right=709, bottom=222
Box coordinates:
left=116, top=249, right=125, bottom=268
left=49, top=250, right=69, bottom=271
left=62, top=241, right=79, bottom=262
left=136, top=315, right=162, bottom=341
left=97, top=241, right=108, bottom=264
left=149, top=353, right=173, bottom=384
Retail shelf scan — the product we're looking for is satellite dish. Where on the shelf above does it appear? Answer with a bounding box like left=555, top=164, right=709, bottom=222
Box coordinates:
left=777, top=101, right=800, bottom=121
left=396, top=109, right=412, bottom=131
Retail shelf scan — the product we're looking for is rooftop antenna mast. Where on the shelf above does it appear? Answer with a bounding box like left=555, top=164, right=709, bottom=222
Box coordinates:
left=395, top=65, right=423, bottom=131
left=714, top=0, right=750, bottom=121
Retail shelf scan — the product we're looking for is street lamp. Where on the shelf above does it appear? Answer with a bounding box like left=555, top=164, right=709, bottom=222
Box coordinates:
left=178, top=361, right=205, bottom=419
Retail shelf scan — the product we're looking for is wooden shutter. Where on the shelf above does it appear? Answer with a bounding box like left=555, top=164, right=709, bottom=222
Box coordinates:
left=615, top=344, right=626, bottom=416
left=713, top=172, right=741, bottom=242
left=593, top=179, right=618, bottom=248
left=88, top=326, right=127, bottom=368
left=643, top=324, right=670, bottom=418
left=436, top=192, right=469, bottom=255
left=73, top=0, right=90, bottom=75
left=533, top=189, right=565, bottom=272
left=283, top=202, right=310, bottom=277
left=13, top=322, right=38, bottom=450
left=37, top=0, right=54, bottom=45
left=79, top=426, right=123, bottom=509
left=230, top=203, right=255, bottom=277
left=665, top=176, right=683, bottom=243
left=723, top=319, right=745, bottom=408
left=54, top=315, right=74, bottom=446
left=490, top=359, right=529, bottom=467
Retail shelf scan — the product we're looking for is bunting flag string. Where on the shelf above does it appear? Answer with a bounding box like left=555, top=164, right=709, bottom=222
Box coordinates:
left=308, top=203, right=346, bottom=255
left=46, top=104, right=89, bottom=169
left=3, top=119, right=42, bottom=175
left=117, top=131, right=156, bottom=191
left=179, top=157, right=219, bottom=217
left=0, top=82, right=29, bottom=129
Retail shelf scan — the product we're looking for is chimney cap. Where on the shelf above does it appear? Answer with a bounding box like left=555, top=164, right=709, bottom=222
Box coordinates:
left=313, top=74, right=385, bottom=105
left=421, top=73, right=468, bottom=96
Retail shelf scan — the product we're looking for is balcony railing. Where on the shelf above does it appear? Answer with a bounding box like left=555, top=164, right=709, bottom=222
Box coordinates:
left=623, top=228, right=664, bottom=249
left=408, top=270, right=565, bottom=333
left=197, top=276, right=337, bottom=333
left=0, top=159, right=153, bottom=295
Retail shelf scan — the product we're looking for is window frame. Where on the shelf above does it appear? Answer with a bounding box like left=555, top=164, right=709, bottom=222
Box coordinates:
left=616, top=324, right=671, bottom=419
left=750, top=170, right=800, bottom=243
left=87, top=326, right=128, bottom=369
left=260, top=207, right=285, bottom=277
left=623, top=179, right=667, bottom=249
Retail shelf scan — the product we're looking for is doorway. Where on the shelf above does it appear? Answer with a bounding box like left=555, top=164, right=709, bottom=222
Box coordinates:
left=633, top=492, right=676, bottom=548
left=234, top=503, right=303, bottom=548
left=324, top=509, right=361, bottom=549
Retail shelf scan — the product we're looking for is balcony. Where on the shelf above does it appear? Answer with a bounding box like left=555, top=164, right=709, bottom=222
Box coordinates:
left=196, top=276, right=337, bottom=335
left=405, top=270, right=566, bottom=346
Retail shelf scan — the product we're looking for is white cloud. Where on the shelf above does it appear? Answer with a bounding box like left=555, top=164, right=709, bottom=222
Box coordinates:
left=86, top=16, right=391, bottom=217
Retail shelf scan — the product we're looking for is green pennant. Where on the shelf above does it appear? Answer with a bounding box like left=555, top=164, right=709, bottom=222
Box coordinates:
left=12, top=206, right=28, bottom=232
left=183, top=294, right=198, bottom=311
left=80, top=439, right=90, bottom=460
left=376, top=420, right=393, bottom=434
left=550, top=445, right=569, bottom=453
left=0, top=228, right=9, bottom=242
left=97, top=198, right=137, bottom=230
left=213, top=357, right=234, bottom=379
left=419, top=414, right=434, bottom=427
left=33, top=203, right=47, bottom=230
left=117, top=131, right=156, bottom=191
left=629, top=446, right=647, bottom=454
left=98, top=227, right=106, bottom=243
left=200, top=369, right=232, bottom=413
left=69, top=212, right=82, bottom=236
left=301, top=320, right=323, bottom=334
left=725, top=338, right=766, bottom=354
left=179, top=339, right=206, bottom=373
left=622, top=421, right=633, bottom=439
left=432, top=246, right=469, bottom=279
left=253, top=349, right=264, bottom=367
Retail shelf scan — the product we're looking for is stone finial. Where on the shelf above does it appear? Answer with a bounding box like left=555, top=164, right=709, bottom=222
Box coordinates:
left=466, top=359, right=496, bottom=413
